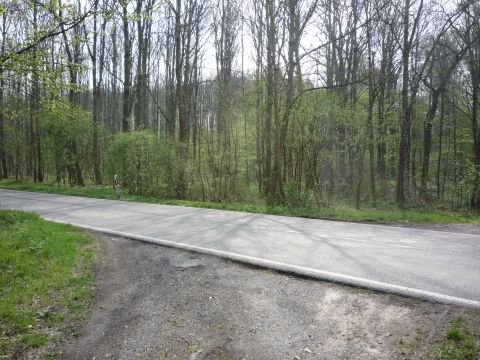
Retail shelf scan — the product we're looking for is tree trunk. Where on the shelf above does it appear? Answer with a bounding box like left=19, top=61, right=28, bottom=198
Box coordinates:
left=60, top=2, right=84, bottom=186
left=396, top=0, right=411, bottom=206
left=436, top=92, right=445, bottom=198
left=0, top=71, right=7, bottom=179
left=365, top=2, right=376, bottom=204
left=30, top=1, right=44, bottom=183
left=91, top=1, right=102, bottom=184
left=264, top=0, right=275, bottom=198
left=419, top=89, right=441, bottom=199
left=470, top=78, right=480, bottom=208
left=175, top=0, right=186, bottom=143
left=122, top=2, right=132, bottom=132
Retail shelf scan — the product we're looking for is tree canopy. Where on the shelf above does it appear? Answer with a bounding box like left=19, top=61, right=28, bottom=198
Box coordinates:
left=0, top=0, right=479, bottom=211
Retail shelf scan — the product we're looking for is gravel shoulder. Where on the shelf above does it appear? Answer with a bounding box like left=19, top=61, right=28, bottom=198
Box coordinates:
left=55, top=232, right=480, bottom=360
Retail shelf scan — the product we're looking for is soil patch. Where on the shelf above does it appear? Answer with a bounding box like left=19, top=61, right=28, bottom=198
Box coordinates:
left=57, top=234, right=480, bottom=360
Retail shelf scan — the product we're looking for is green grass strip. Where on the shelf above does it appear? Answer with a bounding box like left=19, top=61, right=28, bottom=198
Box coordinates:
left=1, top=180, right=479, bottom=224
left=0, top=209, right=94, bottom=358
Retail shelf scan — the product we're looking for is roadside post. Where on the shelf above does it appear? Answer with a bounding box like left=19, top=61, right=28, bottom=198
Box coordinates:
left=114, top=174, right=121, bottom=200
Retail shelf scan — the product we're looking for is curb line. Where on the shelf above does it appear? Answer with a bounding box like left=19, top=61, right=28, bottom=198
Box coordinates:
left=46, top=218, right=480, bottom=309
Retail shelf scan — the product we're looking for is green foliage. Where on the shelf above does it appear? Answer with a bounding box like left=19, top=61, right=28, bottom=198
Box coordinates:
left=105, top=131, right=174, bottom=196
left=0, top=210, right=38, bottom=226
left=187, top=344, right=199, bottom=353
left=446, top=328, right=465, bottom=342
left=437, top=321, right=479, bottom=360
left=40, top=98, right=94, bottom=185
left=283, top=181, right=313, bottom=208
left=189, top=134, right=247, bottom=202
left=3, top=94, right=31, bottom=176
left=0, top=210, right=94, bottom=358
left=1, top=71, right=477, bottom=210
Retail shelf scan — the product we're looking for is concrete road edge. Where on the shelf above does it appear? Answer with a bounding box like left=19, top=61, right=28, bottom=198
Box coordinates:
left=47, top=218, right=480, bottom=309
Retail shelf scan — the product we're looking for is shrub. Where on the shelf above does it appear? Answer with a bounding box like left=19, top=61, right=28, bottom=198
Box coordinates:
left=284, top=181, right=312, bottom=208
left=105, top=132, right=173, bottom=196
left=40, top=99, right=94, bottom=185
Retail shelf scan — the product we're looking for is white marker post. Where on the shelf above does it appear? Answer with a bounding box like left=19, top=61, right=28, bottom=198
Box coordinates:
left=114, top=174, right=121, bottom=200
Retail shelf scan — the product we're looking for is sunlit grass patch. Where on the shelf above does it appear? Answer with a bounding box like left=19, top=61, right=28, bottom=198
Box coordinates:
left=437, top=319, right=479, bottom=360
left=0, top=210, right=94, bottom=358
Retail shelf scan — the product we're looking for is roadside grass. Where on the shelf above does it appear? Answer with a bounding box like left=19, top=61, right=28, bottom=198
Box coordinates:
left=0, top=210, right=94, bottom=358
left=1, top=180, right=479, bottom=224
left=436, top=319, right=480, bottom=360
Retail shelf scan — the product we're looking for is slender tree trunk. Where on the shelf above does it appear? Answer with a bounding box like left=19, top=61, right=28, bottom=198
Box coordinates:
left=396, top=0, right=411, bottom=205
left=254, top=0, right=264, bottom=193
left=175, top=0, right=186, bottom=143
left=111, top=25, right=119, bottom=132
left=264, top=0, right=275, bottom=198
left=452, top=98, right=458, bottom=206
left=419, top=89, right=441, bottom=199
left=30, top=1, right=43, bottom=183
left=0, top=12, right=7, bottom=178
left=470, top=79, right=480, bottom=207
left=91, top=1, right=101, bottom=184
left=174, top=0, right=187, bottom=199
left=377, top=83, right=387, bottom=197
left=277, top=0, right=304, bottom=202
left=355, top=149, right=365, bottom=209
left=122, top=2, right=132, bottom=132
left=436, top=92, right=445, bottom=198
left=0, top=71, right=6, bottom=179
left=165, top=8, right=176, bottom=137
left=134, top=0, right=152, bottom=130
left=60, top=1, right=84, bottom=186
left=365, top=4, right=376, bottom=204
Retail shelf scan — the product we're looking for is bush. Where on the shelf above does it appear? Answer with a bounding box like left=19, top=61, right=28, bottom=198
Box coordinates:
left=283, top=181, right=313, bottom=208
left=40, top=99, right=94, bottom=185
left=105, top=132, right=174, bottom=196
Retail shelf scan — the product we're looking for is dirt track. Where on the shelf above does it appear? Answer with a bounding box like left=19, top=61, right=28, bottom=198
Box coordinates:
left=56, top=233, right=480, bottom=360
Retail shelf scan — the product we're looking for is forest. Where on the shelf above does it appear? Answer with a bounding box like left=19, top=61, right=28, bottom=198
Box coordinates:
left=0, top=0, right=479, bottom=211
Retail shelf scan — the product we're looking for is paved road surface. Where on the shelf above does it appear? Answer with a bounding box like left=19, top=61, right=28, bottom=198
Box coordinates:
left=1, top=189, right=479, bottom=307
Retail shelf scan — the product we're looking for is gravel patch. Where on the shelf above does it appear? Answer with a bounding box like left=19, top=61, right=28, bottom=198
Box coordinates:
left=57, top=233, right=480, bottom=360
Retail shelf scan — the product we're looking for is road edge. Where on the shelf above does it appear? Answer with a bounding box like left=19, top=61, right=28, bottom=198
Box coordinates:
left=46, top=218, right=480, bottom=309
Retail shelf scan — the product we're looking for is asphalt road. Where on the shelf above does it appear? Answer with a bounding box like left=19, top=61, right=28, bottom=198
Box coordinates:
left=1, top=189, right=480, bottom=307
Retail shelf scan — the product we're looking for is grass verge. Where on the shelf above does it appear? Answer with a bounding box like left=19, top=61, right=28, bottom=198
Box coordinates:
left=0, top=210, right=94, bottom=359
left=1, top=180, right=479, bottom=224
left=436, top=319, right=480, bottom=360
